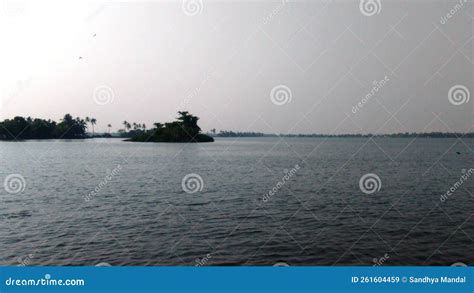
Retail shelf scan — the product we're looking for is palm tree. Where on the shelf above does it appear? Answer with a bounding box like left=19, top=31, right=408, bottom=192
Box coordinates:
left=90, top=118, right=97, bottom=136
left=142, top=123, right=146, bottom=130
left=132, top=122, right=137, bottom=130
left=62, top=114, right=74, bottom=124
left=85, top=117, right=91, bottom=134
left=107, top=124, right=112, bottom=134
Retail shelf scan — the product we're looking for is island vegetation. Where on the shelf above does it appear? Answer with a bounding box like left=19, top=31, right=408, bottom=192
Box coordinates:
left=0, top=112, right=213, bottom=143
left=1, top=113, right=473, bottom=142
left=0, top=114, right=88, bottom=140
left=126, top=111, right=214, bottom=143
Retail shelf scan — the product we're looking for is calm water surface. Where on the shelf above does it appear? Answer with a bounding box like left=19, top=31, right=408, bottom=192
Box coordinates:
left=1, top=137, right=473, bottom=266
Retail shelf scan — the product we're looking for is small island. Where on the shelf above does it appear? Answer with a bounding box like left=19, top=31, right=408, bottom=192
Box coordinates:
left=0, top=111, right=213, bottom=143
left=127, top=111, right=214, bottom=143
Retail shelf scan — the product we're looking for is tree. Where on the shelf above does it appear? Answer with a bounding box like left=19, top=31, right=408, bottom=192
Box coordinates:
left=107, top=124, right=112, bottom=134
left=85, top=117, right=90, bottom=133
left=90, top=118, right=97, bottom=136
left=177, top=111, right=200, bottom=130
left=129, top=112, right=213, bottom=143
left=62, top=114, right=74, bottom=124
left=57, top=114, right=87, bottom=139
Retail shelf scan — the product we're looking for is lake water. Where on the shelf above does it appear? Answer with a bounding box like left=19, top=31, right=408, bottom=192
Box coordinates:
left=1, top=137, right=473, bottom=266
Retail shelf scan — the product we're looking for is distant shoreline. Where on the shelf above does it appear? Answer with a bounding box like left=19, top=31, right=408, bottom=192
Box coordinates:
left=1, top=115, right=472, bottom=141
left=209, top=132, right=474, bottom=139
left=2, top=132, right=474, bottom=141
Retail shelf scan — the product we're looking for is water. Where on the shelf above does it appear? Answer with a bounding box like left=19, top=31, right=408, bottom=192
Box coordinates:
left=1, top=137, right=473, bottom=266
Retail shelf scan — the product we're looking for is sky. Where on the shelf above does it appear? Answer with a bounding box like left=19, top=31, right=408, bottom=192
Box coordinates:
left=0, top=0, right=472, bottom=134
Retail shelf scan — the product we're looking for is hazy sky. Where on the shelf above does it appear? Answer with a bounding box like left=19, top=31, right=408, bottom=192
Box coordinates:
left=0, top=0, right=472, bottom=134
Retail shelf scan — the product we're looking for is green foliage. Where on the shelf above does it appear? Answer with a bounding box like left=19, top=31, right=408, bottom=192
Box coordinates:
left=0, top=114, right=87, bottom=140
left=128, top=112, right=213, bottom=143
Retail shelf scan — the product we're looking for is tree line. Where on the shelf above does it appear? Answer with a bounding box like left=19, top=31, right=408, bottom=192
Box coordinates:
left=0, top=112, right=213, bottom=143
left=0, top=114, right=88, bottom=140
